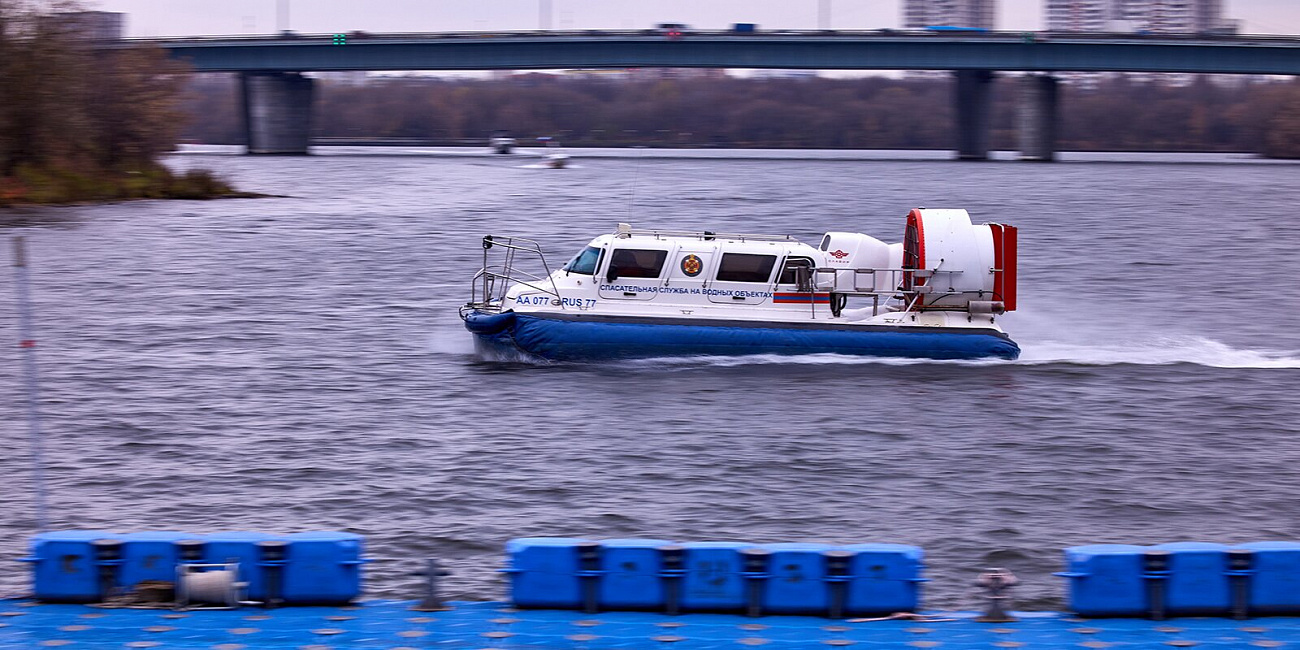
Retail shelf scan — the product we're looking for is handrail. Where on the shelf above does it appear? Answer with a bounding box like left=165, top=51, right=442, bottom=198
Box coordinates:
left=468, top=235, right=562, bottom=311
left=812, top=265, right=1010, bottom=316
left=618, top=228, right=798, bottom=243
left=132, top=30, right=1300, bottom=45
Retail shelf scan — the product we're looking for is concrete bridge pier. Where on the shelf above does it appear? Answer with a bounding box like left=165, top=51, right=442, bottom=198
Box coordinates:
left=241, top=72, right=315, bottom=155
left=953, top=69, right=995, bottom=160
left=1018, top=74, right=1059, bottom=162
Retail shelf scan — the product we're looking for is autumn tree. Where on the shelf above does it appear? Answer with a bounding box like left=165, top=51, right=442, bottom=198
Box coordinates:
left=1262, top=82, right=1300, bottom=159
left=1, top=0, right=205, bottom=203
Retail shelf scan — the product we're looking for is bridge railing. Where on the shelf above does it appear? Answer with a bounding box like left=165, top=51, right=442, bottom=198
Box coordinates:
left=130, top=29, right=1300, bottom=46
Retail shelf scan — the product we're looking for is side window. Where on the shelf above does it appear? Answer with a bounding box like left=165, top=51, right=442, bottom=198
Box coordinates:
left=608, top=248, right=668, bottom=279
left=778, top=257, right=815, bottom=285
left=716, top=253, right=777, bottom=283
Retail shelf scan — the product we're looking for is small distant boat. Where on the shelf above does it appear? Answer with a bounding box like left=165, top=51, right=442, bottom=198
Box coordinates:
left=490, top=130, right=516, bottom=154
left=545, top=152, right=569, bottom=169
left=461, top=209, right=1020, bottom=361
left=538, top=136, right=569, bottom=169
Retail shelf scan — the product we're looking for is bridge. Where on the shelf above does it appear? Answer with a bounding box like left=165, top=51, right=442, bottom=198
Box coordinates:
left=141, top=30, right=1300, bottom=160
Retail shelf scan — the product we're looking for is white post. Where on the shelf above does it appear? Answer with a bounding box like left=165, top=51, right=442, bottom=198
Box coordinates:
left=277, top=0, right=289, bottom=33
left=11, top=237, right=50, bottom=533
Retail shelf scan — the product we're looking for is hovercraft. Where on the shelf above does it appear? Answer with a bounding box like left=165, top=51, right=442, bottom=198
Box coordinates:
left=461, top=209, right=1020, bottom=361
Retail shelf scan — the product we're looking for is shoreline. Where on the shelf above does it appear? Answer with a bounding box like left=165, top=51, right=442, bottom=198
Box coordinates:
left=0, top=166, right=260, bottom=208
left=172, top=144, right=1297, bottom=164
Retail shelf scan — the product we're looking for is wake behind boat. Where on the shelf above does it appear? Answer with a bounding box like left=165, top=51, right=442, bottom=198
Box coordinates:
left=460, top=209, right=1020, bottom=361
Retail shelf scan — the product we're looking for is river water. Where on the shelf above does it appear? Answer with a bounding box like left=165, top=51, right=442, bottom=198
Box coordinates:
left=1, top=147, right=1298, bottom=609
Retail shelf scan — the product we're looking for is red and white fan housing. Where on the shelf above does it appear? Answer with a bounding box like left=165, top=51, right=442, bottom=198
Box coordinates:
left=902, top=208, right=1017, bottom=313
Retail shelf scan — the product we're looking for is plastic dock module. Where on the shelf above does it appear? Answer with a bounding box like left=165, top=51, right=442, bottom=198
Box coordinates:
left=1238, top=541, right=1300, bottom=614
left=505, top=537, right=593, bottom=608
left=24, top=530, right=115, bottom=603
left=118, top=531, right=191, bottom=589
left=201, top=531, right=279, bottom=601
left=679, top=541, right=755, bottom=612
left=1058, top=544, right=1151, bottom=617
left=280, top=531, right=367, bottom=604
left=1057, top=541, right=1300, bottom=620
left=1155, top=542, right=1232, bottom=616
left=760, top=542, right=835, bottom=615
left=842, top=542, right=927, bottom=615
left=8, top=599, right=1300, bottom=649
left=597, top=538, right=674, bottom=610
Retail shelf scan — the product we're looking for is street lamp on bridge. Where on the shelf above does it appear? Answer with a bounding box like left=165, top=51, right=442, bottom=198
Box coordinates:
left=540, top=0, right=552, bottom=30
left=277, top=0, right=289, bottom=33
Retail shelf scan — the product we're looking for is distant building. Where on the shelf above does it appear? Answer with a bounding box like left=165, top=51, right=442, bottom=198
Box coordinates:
left=1046, top=0, right=1234, bottom=35
left=1045, top=0, right=1109, bottom=32
left=1046, top=0, right=1231, bottom=35
left=903, top=0, right=997, bottom=29
left=1047, top=1, right=1237, bottom=87
left=1111, top=0, right=1192, bottom=33
left=1192, top=0, right=1225, bottom=32
left=903, top=0, right=996, bottom=79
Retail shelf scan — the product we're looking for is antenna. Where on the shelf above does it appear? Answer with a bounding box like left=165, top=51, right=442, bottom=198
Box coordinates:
left=626, top=146, right=647, bottom=219
left=11, top=237, right=50, bottom=533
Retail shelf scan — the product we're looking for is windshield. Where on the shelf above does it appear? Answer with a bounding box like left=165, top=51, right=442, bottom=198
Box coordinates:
left=563, top=246, right=603, bottom=275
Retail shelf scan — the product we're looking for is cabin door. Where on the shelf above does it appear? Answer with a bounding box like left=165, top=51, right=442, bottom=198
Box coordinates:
left=771, top=255, right=828, bottom=314
left=705, top=252, right=777, bottom=306
left=596, top=246, right=672, bottom=301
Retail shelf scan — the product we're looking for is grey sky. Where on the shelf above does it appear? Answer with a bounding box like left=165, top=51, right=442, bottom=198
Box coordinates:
left=93, top=0, right=1300, bottom=37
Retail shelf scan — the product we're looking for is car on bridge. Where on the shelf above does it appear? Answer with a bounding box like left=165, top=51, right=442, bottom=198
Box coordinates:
left=656, top=23, right=689, bottom=40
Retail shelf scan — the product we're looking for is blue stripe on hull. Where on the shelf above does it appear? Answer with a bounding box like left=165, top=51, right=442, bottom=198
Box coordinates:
left=463, top=311, right=1020, bottom=361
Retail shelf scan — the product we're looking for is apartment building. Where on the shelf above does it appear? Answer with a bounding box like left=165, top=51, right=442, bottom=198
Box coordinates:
left=902, top=0, right=997, bottom=29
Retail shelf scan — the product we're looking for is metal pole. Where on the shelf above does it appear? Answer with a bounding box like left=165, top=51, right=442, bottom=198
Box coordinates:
left=12, top=237, right=50, bottom=533
left=276, top=0, right=289, bottom=33
left=539, top=0, right=552, bottom=30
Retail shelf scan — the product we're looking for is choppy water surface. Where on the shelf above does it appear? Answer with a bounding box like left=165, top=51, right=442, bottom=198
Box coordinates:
left=1, top=147, right=1298, bottom=609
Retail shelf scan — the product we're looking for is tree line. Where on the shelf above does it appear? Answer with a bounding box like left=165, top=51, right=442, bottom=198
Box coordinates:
left=0, top=0, right=233, bottom=205
left=182, top=72, right=1300, bottom=156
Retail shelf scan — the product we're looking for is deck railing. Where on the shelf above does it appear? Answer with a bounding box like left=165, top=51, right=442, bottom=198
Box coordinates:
left=467, top=236, right=561, bottom=312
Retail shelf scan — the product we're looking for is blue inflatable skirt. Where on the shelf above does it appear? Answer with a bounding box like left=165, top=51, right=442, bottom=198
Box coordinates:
left=462, top=310, right=1020, bottom=361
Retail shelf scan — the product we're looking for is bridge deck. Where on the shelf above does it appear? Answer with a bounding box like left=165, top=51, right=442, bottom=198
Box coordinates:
left=133, top=31, right=1300, bottom=75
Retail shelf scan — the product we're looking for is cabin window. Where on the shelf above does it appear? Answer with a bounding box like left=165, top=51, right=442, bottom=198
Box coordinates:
left=608, top=248, right=668, bottom=279
left=778, top=257, right=815, bottom=285
left=716, top=253, right=777, bottom=283
left=563, top=246, right=604, bottom=275
left=819, top=235, right=831, bottom=251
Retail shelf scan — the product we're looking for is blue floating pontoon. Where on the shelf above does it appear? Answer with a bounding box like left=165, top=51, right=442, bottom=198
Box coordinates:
left=465, top=310, right=1020, bottom=361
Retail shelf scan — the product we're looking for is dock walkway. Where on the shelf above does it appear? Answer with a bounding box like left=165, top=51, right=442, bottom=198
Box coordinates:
left=1, top=599, right=1295, bottom=649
